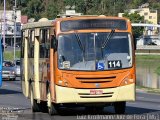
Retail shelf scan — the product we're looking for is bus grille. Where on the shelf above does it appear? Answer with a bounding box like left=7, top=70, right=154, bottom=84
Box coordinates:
left=76, top=76, right=116, bottom=83
left=78, top=92, right=114, bottom=98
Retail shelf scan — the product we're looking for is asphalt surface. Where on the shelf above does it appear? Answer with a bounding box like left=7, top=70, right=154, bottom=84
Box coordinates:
left=0, top=78, right=160, bottom=120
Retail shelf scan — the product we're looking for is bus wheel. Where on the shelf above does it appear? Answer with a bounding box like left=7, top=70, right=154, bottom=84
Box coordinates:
left=114, top=102, right=126, bottom=114
left=30, top=88, right=41, bottom=112
left=47, top=89, right=57, bottom=115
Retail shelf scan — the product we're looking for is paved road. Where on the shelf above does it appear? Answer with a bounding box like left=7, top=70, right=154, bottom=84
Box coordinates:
left=0, top=79, right=160, bottom=120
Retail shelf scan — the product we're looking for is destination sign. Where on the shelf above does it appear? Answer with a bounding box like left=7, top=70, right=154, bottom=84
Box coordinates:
left=60, top=19, right=127, bottom=32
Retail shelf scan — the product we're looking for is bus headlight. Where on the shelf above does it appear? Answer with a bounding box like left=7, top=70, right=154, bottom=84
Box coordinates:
left=64, top=80, right=68, bottom=86
left=58, top=79, right=69, bottom=87
left=58, top=80, right=63, bottom=85
left=120, top=74, right=135, bottom=86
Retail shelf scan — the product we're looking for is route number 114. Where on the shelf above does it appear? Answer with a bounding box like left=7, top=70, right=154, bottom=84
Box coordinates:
left=108, top=60, right=122, bottom=69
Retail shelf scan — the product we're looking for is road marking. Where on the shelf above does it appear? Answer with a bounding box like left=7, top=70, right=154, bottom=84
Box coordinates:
left=127, top=102, right=136, bottom=104
left=8, top=95, right=14, bottom=97
left=137, top=97, right=160, bottom=103
left=16, top=87, right=21, bottom=89
left=137, top=96, right=145, bottom=99
left=3, top=84, right=8, bottom=87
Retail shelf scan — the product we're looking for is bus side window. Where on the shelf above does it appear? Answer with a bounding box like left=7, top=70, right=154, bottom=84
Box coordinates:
left=28, top=30, right=34, bottom=58
left=39, top=29, right=50, bottom=58
left=27, top=31, right=30, bottom=58
left=21, top=31, right=25, bottom=58
left=45, top=29, right=50, bottom=58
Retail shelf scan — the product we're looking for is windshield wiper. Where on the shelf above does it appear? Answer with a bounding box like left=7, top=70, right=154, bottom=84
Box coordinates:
left=74, top=33, right=85, bottom=61
left=101, top=29, right=115, bottom=49
left=101, top=29, right=115, bottom=58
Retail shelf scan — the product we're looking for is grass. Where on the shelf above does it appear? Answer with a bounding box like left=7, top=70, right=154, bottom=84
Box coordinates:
left=136, top=55, right=160, bottom=75
left=136, top=55, right=160, bottom=60
left=134, top=55, right=160, bottom=93
left=136, top=85, right=160, bottom=94
left=3, top=51, right=20, bottom=61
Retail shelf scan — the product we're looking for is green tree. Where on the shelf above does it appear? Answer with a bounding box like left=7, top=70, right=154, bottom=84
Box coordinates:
left=17, top=0, right=44, bottom=21
left=64, top=0, right=95, bottom=15
left=130, top=0, right=147, bottom=8
left=45, top=1, right=59, bottom=19
left=43, top=0, right=64, bottom=19
left=123, top=12, right=144, bottom=37
left=2, top=0, right=159, bottom=23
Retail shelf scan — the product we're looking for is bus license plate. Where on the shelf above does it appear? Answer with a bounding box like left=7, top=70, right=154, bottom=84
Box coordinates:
left=90, top=90, right=103, bottom=95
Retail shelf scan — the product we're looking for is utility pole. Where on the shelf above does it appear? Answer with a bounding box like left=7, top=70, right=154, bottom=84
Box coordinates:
left=114, top=0, right=116, bottom=16
left=3, top=0, right=6, bottom=51
left=13, top=0, right=17, bottom=60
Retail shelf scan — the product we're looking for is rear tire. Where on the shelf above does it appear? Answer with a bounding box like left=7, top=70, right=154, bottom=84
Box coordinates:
left=30, top=88, right=41, bottom=112
left=40, top=101, right=48, bottom=113
left=114, top=102, right=126, bottom=114
left=47, top=89, right=57, bottom=115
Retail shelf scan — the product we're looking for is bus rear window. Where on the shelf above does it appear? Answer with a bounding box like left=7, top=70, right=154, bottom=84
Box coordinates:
left=60, top=19, right=127, bottom=32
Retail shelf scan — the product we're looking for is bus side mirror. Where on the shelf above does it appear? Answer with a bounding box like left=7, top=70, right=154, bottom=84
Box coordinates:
left=133, top=35, right=137, bottom=50
left=51, top=35, right=57, bottom=50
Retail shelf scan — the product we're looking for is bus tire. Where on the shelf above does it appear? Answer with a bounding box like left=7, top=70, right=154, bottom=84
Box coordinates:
left=47, top=89, right=57, bottom=115
left=40, top=101, right=48, bottom=113
left=30, top=87, right=41, bottom=112
left=114, top=101, right=126, bottom=114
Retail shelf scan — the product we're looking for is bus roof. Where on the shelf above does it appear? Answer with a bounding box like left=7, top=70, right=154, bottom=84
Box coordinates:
left=22, top=16, right=130, bottom=30
left=22, top=20, right=54, bottom=30
left=55, top=15, right=130, bottom=22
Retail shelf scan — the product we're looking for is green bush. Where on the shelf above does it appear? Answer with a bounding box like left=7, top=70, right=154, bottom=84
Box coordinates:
left=3, top=51, right=20, bottom=61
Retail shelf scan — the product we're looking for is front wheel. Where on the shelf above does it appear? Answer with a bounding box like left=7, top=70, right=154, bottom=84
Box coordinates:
left=47, top=89, right=58, bottom=115
left=114, top=102, right=126, bottom=114
left=30, top=88, right=41, bottom=112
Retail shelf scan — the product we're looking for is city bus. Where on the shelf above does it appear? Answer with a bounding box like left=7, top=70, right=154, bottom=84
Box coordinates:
left=21, top=16, right=136, bottom=115
left=0, top=38, right=3, bottom=87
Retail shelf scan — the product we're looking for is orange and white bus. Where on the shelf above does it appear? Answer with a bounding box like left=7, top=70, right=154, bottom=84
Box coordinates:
left=21, top=16, right=136, bottom=115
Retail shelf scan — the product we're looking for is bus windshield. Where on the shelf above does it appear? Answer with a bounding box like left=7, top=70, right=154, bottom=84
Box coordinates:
left=58, top=32, right=132, bottom=71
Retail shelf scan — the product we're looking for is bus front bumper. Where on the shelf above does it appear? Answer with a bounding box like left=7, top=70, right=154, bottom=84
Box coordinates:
left=55, top=83, right=135, bottom=103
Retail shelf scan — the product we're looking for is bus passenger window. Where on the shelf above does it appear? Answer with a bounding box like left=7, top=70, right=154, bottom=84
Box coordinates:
left=28, top=30, right=34, bottom=58
left=39, top=29, right=50, bottom=58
